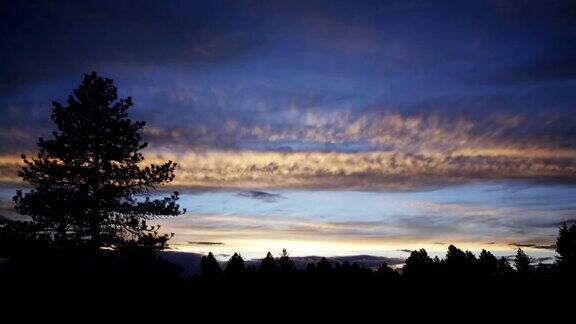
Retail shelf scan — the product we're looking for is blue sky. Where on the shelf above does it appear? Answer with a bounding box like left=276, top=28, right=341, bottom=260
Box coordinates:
left=149, top=181, right=575, bottom=259
left=1, top=0, right=575, bottom=258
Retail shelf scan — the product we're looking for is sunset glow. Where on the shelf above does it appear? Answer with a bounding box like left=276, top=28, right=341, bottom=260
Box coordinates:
left=1, top=0, right=575, bottom=261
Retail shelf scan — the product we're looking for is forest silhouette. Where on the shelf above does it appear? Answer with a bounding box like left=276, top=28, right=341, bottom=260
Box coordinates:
left=1, top=73, right=575, bottom=306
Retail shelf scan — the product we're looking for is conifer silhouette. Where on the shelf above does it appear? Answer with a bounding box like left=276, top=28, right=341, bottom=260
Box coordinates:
left=278, top=248, right=295, bottom=273
left=556, top=223, right=576, bottom=273
left=225, top=252, right=246, bottom=277
left=200, top=252, right=222, bottom=278
left=316, top=257, right=332, bottom=273
left=13, top=72, right=184, bottom=251
left=514, top=248, right=532, bottom=276
left=259, top=252, right=277, bottom=273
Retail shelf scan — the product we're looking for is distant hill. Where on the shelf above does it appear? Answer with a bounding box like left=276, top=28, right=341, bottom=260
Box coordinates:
left=160, top=251, right=204, bottom=277
left=160, top=251, right=404, bottom=276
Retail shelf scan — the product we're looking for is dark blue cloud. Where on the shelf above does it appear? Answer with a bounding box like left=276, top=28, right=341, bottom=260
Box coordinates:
left=0, top=0, right=575, bottom=162
left=0, top=0, right=267, bottom=92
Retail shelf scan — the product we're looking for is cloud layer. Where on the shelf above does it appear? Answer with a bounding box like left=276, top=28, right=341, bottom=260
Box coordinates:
left=1, top=0, right=575, bottom=189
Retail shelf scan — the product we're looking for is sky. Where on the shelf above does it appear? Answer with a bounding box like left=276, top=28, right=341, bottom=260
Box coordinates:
left=1, top=0, right=575, bottom=259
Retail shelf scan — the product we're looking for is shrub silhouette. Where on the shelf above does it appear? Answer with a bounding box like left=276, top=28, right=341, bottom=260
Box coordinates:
left=12, top=72, right=184, bottom=252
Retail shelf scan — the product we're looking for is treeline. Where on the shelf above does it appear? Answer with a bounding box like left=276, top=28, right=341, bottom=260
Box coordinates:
left=1, top=222, right=575, bottom=285
left=1, top=221, right=575, bottom=306
left=193, top=223, right=575, bottom=283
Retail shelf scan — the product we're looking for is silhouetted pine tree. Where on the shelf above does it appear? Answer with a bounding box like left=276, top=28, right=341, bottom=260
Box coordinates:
left=514, top=248, right=532, bottom=276
left=555, top=223, right=576, bottom=274
left=305, top=262, right=316, bottom=273
left=225, top=252, right=246, bottom=277
left=13, top=72, right=183, bottom=251
left=535, top=261, right=549, bottom=279
left=316, top=257, right=332, bottom=273
left=0, top=217, right=52, bottom=256
left=278, top=248, right=295, bottom=273
left=259, top=252, right=277, bottom=273
left=478, top=249, right=498, bottom=277
left=377, top=262, right=399, bottom=279
left=200, top=252, right=222, bottom=278
left=403, top=249, right=433, bottom=277
left=445, top=245, right=467, bottom=267
left=497, top=256, right=514, bottom=277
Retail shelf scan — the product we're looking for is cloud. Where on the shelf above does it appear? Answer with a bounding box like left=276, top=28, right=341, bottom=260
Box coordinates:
left=509, top=243, right=556, bottom=251
left=237, top=190, right=283, bottom=202
left=0, top=0, right=266, bottom=94
left=493, top=51, right=576, bottom=85
left=1, top=1, right=575, bottom=192
left=187, top=241, right=225, bottom=246
left=533, top=257, right=553, bottom=263
left=148, top=148, right=576, bottom=188
left=2, top=142, right=575, bottom=188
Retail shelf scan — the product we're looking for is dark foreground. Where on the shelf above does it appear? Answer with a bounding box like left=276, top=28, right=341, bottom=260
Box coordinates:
left=2, top=223, right=575, bottom=314
left=1, top=246, right=574, bottom=310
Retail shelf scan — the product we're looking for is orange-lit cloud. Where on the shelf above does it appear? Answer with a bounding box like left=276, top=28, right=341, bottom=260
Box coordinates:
left=1, top=112, right=575, bottom=188
left=149, top=149, right=576, bottom=189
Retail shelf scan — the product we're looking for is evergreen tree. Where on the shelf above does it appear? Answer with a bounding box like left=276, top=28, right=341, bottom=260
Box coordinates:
left=535, top=261, right=549, bottom=279
left=445, top=245, right=467, bottom=267
left=478, top=249, right=498, bottom=277
left=259, top=252, right=277, bottom=273
left=377, top=262, right=399, bottom=279
left=278, top=248, right=295, bottom=273
left=316, top=257, right=332, bottom=273
left=305, top=262, right=316, bottom=273
left=200, top=252, right=222, bottom=278
left=555, top=223, right=576, bottom=273
left=13, top=72, right=183, bottom=251
left=403, top=249, right=433, bottom=277
left=497, top=256, right=514, bottom=277
left=513, top=248, right=532, bottom=276
left=225, top=252, right=246, bottom=276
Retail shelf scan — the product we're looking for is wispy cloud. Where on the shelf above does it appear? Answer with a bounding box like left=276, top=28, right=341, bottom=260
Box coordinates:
left=509, top=243, right=556, bottom=251
left=237, top=190, right=283, bottom=202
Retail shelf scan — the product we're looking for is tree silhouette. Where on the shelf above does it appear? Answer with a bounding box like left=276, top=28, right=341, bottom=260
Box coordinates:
left=259, top=252, right=277, bottom=273
left=376, top=262, right=399, bottom=279
left=200, top=252, right=222, bottom=278
left=305, top=262, right=316, bottom=273
left=513, top=248, right=532, bottom=276
left=403, top=248, right=433, bottom=277
left=316, top=257, right=332, bottom=273
left=478, top=249, right=498, bottom=277
left=445, top=245, right=467, bottom=266
left=278, top=248, right=295, bottom=273
left=0, top=217, right=52, bottom=257
left=224, top=252, right=246, bottom=277
left=535, top=261, right=549, bottom=279
left=555, top=222, right=576, bottom=274
left=13, top=72, right=183, bottom=251
left=496, top=256, right=514, bottom=277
